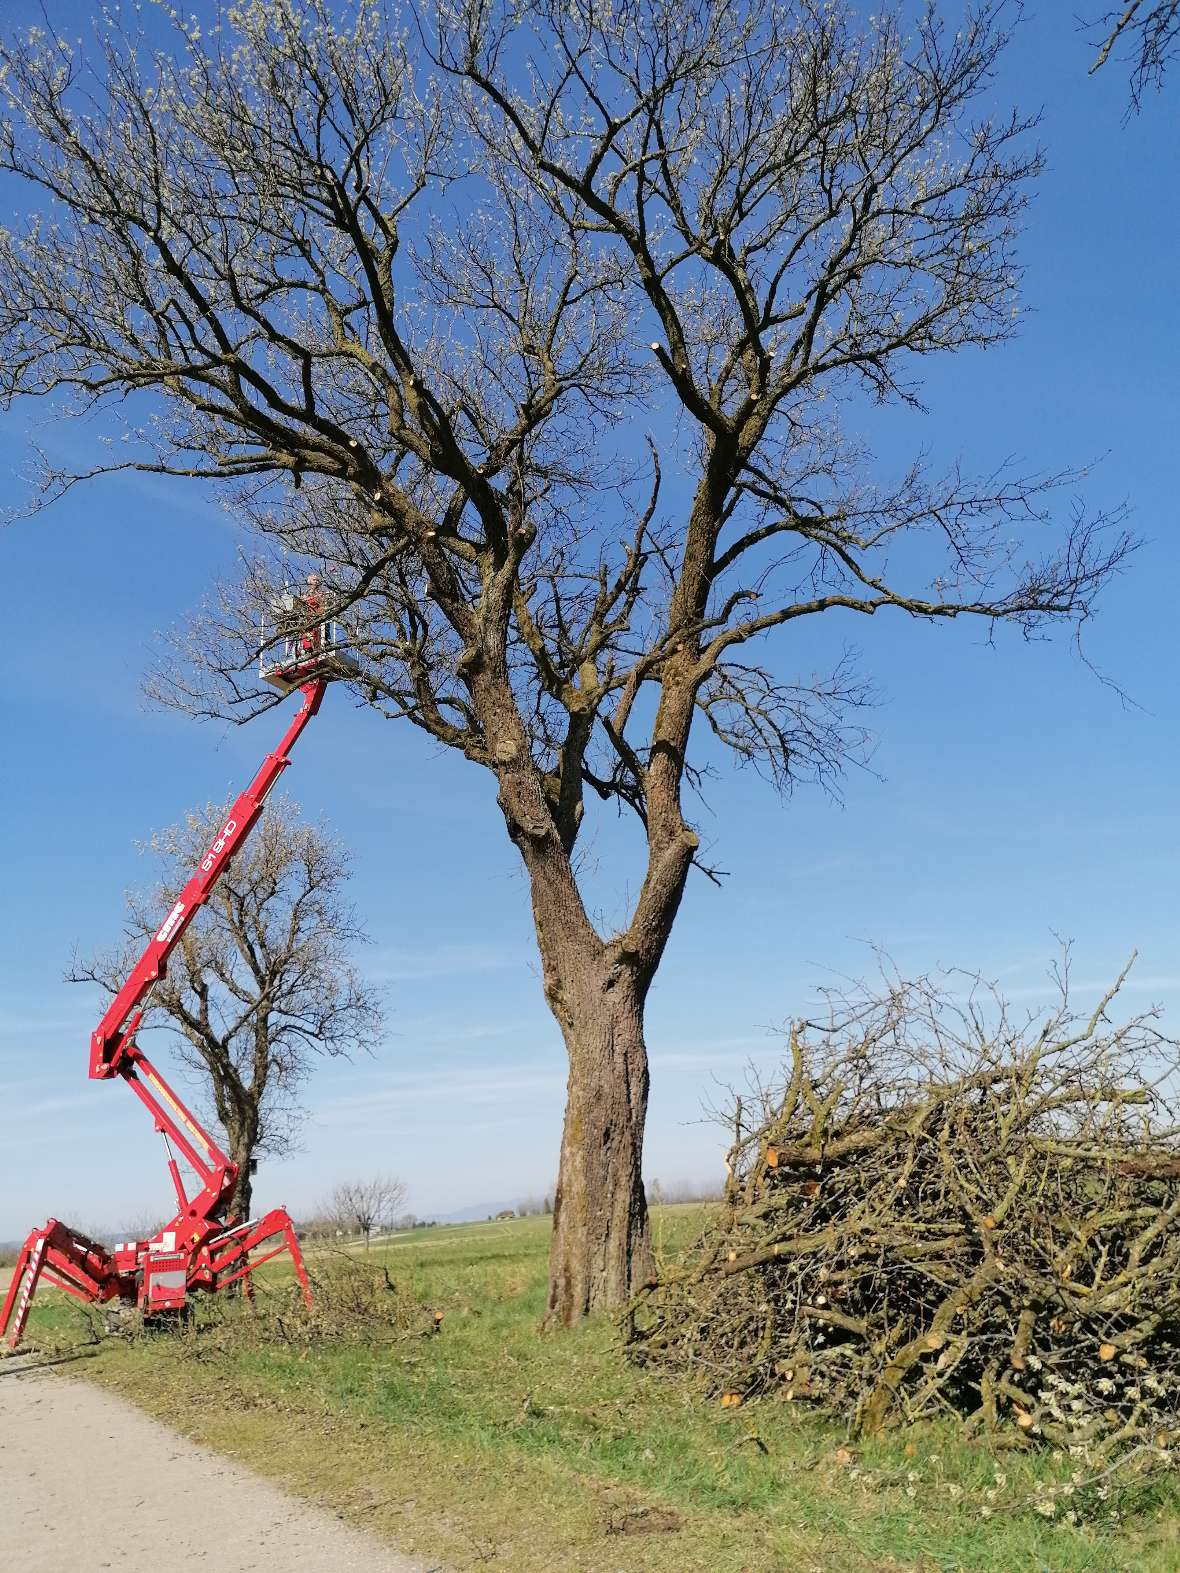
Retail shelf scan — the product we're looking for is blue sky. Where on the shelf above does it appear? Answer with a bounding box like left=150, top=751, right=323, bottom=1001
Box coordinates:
left=1, top=4, right=1178, bottom=1240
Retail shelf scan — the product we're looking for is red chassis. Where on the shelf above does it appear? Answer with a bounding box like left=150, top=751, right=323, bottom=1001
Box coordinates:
left=2, top=669, right=334, bottom=1348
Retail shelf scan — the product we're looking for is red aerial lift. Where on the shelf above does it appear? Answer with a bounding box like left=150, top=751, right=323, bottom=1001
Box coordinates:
left=1, top=601, right=355, bottom=1348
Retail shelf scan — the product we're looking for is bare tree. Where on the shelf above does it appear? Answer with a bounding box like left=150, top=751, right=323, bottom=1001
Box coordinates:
left=331, top=1176, right=408, bottom=1247
left=70, top=797, right=384, bottom=1220
left=1091, top=3, right=1180, bottom=99
left=0, top=2, right=1132, bottom=1324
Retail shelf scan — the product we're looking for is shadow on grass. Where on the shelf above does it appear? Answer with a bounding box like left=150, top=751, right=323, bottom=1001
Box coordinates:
left=0, top=1348, right=98, bottom=1377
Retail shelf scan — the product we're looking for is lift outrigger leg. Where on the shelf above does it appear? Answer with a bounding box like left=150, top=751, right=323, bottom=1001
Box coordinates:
left=0, top=1221, right=125, bottom=1348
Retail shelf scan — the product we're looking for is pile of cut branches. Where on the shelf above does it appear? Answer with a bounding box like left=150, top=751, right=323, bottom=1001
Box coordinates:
left=630, top=956, right=1180, bottom=1449
left=172, top=1255, right=441, bottom=1357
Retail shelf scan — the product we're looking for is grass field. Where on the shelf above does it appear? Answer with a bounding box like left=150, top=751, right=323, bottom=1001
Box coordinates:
left=15, top=1205, right=1180, bottom=1572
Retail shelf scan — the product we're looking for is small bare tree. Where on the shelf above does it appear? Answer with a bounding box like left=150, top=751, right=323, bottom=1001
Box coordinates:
left=331, top=1177, right=408, bottom=1247
left=70, top=797, right=383, bottom=1220
left=0, top=2, right=1133, bottom=1324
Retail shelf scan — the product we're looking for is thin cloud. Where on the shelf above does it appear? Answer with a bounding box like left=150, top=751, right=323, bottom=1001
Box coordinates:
left=649, top=1044, right=786, bottom=1072
left=315, top=1065, right=566, bottom=1128
left=367, top=942, right=529, bottom=983
left=0, top=1009, right=95, bottom=1039
left=404, top=1019, right=531, bottom=1046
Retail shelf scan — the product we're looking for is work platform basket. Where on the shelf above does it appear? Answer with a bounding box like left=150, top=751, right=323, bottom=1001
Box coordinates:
left=259, top=589, right=360, bottom=695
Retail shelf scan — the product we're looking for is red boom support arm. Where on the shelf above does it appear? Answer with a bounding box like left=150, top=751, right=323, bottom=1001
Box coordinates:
left=92, top=678, right=326, bottom=1080
left=86, top=677, right=327, bottom=1236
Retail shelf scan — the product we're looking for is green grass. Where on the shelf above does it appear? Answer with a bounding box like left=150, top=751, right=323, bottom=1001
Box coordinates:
left=13, top=1206, right=1180, bottom=1572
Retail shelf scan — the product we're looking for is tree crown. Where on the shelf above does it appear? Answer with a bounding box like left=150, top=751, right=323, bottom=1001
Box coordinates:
left=2, top=1, right=1131, bottom=966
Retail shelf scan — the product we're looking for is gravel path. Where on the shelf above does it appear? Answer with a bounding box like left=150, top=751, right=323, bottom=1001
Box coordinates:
left=0, top=1358, right=439, bottom=1573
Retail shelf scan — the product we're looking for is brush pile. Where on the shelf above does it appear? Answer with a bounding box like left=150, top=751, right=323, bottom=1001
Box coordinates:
left=173, top=1255, right=441, bottom=1355
left=630, top=958, right=1180, bottom=1449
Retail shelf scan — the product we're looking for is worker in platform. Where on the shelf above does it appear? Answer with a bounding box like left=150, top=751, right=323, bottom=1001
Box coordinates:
left=302, top=571, right=326, bottom=653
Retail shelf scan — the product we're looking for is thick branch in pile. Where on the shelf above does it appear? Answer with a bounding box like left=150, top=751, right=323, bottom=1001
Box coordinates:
left=629, top=957, right=1180, bottom=1449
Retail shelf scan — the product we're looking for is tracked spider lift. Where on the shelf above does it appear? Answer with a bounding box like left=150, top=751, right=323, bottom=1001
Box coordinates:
left=1, top=593, right=358, bottom=1347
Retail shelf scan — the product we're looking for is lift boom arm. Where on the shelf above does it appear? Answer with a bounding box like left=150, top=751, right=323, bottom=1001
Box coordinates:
left=91, top=680, right=326, bottom=1081
left=88, top=679, right=327, bottom=1225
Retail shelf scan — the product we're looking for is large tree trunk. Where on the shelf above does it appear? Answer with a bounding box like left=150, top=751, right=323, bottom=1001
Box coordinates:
left=226, top=1124, right=256, bottom=1222
left=479, top=676, right=671, bottom=1328
left=543, top=961, right=655, bottom=1327
left=229, top=1167, right=253, bottom=1223
left=490, top=753, right=657, bottom=1325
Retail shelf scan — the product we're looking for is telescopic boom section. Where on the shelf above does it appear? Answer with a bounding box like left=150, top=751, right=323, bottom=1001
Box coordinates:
left=90, top=679, right=326, bottom=1082
left=86, top=678, right=327, bottom=1231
